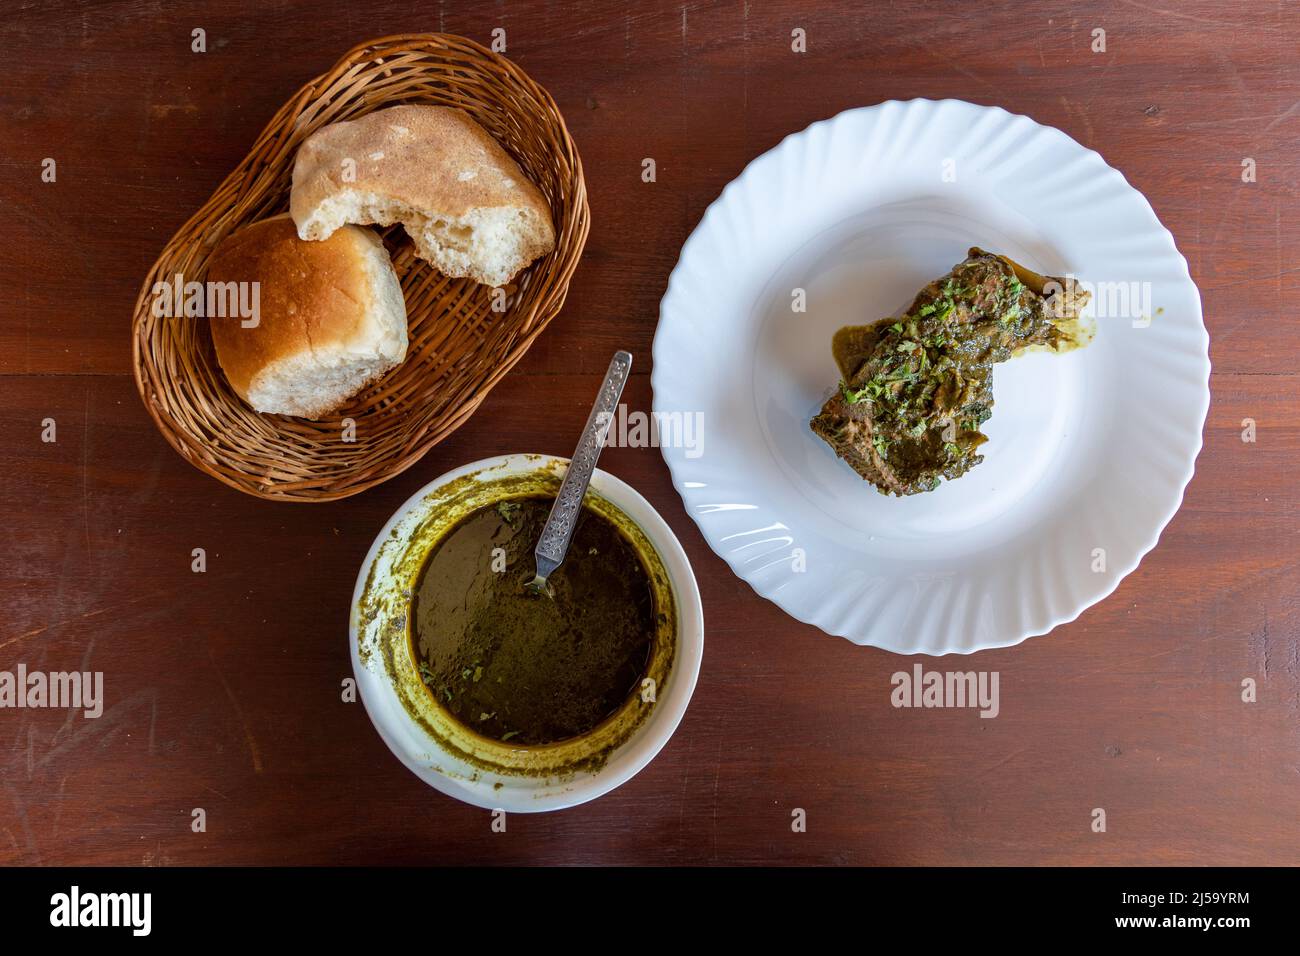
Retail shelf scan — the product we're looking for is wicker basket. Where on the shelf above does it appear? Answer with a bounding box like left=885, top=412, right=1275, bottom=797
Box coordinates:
left=131, top=34, right=588, bottom=501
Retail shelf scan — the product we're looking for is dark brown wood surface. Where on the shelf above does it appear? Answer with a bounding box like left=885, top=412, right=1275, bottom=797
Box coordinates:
left=1, top=1, right=1296, bottom=866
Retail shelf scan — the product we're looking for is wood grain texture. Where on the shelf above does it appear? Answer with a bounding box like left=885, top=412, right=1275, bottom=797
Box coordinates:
left=0, top=0, right=1296, bottom=866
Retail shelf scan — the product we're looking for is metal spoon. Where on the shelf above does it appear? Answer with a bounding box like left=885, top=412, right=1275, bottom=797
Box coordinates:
left=526, top=350, right=633, bottom=596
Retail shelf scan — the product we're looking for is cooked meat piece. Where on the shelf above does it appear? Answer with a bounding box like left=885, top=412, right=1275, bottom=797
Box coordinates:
left=810, top=247, right=1090, bottom=496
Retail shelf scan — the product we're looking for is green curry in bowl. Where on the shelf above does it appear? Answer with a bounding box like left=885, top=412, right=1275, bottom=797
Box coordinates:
left=411, top=494, right=664, bottom=746
left=355, top=457, right=679, bottom=784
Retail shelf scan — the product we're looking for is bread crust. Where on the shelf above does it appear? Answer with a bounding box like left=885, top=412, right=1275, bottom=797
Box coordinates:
left=289, top=104, right=555, bottom=283
left=206, top=214, right=406, bottom=417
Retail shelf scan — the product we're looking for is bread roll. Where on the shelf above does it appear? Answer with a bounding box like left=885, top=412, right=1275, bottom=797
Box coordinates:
left=206, top=214, right=408, bottom=419
left=290, top=104, right=556, bottom=287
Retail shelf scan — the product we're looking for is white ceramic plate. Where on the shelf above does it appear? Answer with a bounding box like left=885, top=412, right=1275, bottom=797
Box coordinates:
left=653, top=99, right=1209, bottom=655
left=349, top=455, right=704, bottom=811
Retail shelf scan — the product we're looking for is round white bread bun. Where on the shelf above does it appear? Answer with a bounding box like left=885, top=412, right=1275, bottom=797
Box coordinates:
left=290, top=104, right=556, bottom=288
left=206, top=214, right=408, bottom=419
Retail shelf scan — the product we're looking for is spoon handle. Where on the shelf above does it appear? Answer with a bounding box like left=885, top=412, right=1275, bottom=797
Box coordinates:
left=535, top=350, right=633, bottom=581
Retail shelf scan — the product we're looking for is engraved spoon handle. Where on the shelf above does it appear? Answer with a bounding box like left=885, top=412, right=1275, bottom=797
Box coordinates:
left=533, top=351, right=633, bottom=584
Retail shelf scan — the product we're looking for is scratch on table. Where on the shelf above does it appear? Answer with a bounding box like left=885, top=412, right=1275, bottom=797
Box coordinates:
left=1290, top=641, right=1300, bottom=719
left=1195, top=184, right=1202, bottom=279
left=742, top=0, right=750, bottom=111
left=1259, top=610, right=1270, bottom=677
left=1209, top=188, right=1245, bottom=250
left=81, top=387, right=91, bottom=556
left=983, top=748, right=1028, bottom=774
left=1277, top=206, right=1283, bottom=308
left=52, top=773, right=68, bottom=836
left=905, top=40, right=1011, bottom=104
left=1180, top=112, right=1298, bottom=128
left=1081, top=55, right=1117, bottom=115
left=1116, top=0, right=1247, bottom=28
left=1210, top=47, right=1247, bottom=95
left=96, top=722, right=128, bottom=751
left=2, top=781, right=40, bottom=864
left=2, top=557, right=305, bottom=653
left=52, top=639, right=97, bottom=745
left=710, top=735, right=722, bottom=860
left=1263, top=99, right=1300, bottom=131
left=1064, top=636, right=1217, bottom=684
left=148, top=103, right=198, bottom=119
left=2, top=595, right=157, bottom=651
left=1058, top=95, right=1095, bottom=145
left=211, top=652, right=263, bottom=774
left=32, top=690, right=159, bottom=773
left=1211, top=268, right=1300, bottom=340
left=675, top=731, right=694, bottom=834
left=1208, top=267, right=1299, bottom=293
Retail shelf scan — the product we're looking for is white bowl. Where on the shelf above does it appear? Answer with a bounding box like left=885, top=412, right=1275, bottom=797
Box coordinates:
left=349, top=454, right=703, bottom=812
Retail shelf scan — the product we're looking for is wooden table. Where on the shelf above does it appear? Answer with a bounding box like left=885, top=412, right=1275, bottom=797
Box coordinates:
left=1, top=1, right=1295, bottom=866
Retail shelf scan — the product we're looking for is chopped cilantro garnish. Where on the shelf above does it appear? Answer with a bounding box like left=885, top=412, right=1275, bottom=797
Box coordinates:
left=841, top=379, right=890, bottom=404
